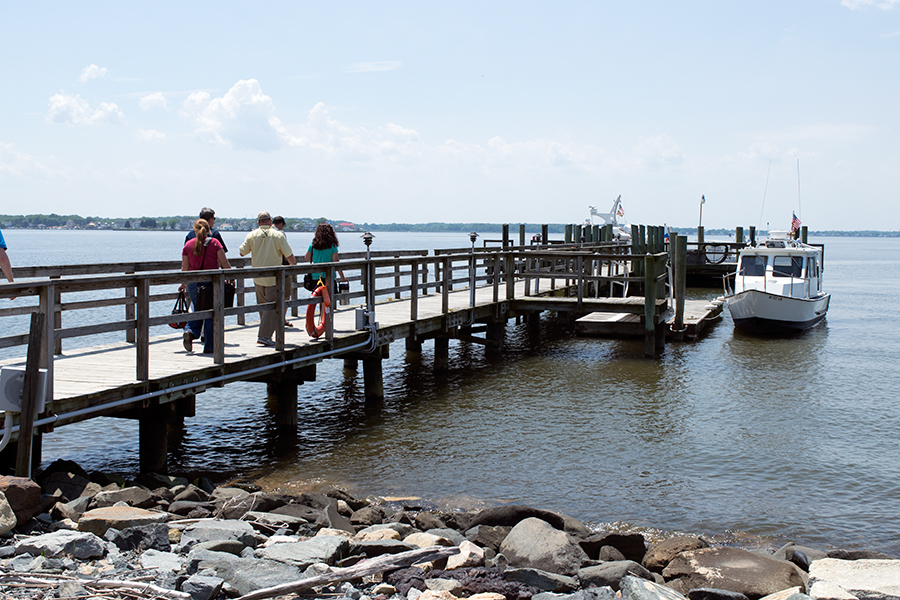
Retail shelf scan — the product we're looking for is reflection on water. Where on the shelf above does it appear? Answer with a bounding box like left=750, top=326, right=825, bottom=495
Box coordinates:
left=18, top=234, right=900, bottom=555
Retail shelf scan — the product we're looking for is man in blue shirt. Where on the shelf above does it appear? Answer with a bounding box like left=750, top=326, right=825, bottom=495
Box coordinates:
left=0, top=228, right=12, bottom=285
left=184, top=207, right=228, bottom=253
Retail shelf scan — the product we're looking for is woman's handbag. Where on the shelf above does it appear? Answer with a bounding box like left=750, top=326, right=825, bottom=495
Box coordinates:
left=197, top=281, right=236, bottom=311
left=170, top=290, right=190, bottom=329
left=303, top=273, right=316, bottom=292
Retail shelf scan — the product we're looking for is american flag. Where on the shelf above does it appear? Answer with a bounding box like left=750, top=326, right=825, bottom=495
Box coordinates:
left=616, top=204, right=624, bottom=217
left=791, top=212, right=802, bottom=233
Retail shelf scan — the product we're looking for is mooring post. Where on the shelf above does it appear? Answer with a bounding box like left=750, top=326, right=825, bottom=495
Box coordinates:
left=644, top=254, right=658, bottom=358
left=363, top=354, right=384, bottom=401
left=16, top=312, right=45, bottom=478
left=801, top=226, right=808, bottom=244
left=434, top=336, right=449, bottom=373
left=502, top=224, right=510, bottom=248
left=749, top=226, right=756, bottom=246
left=735, top=226, right=744, bottom=245
left=518, top=224, right=526, bottom=247
left=564, top=224, right=573, bottom=244
left=674, top=235, right=687, bottom=341
left=541, top=224, right=549, bottom=246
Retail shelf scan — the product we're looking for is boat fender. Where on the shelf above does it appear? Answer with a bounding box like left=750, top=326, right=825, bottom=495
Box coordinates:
left=306, top=284, right=331, bottom=338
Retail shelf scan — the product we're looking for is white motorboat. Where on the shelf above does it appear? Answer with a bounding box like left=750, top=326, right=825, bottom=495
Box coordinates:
left=588, top=195, right=632, bottom=242
left=725, top=231, right=830, bottom=334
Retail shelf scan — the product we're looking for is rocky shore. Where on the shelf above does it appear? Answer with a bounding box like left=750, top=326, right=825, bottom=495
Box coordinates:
left=0, top=460, right=898, bottom=600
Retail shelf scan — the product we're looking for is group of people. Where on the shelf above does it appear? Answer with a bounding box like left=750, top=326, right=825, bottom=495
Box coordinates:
left=180, top=208, right=347, bottom=355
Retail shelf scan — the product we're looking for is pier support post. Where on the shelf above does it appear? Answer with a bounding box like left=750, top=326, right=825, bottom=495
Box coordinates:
left=343, top=358, right=359, bottom=370
left=527, top=311, right=541, bottom=344
left=363, top=355, right=384, bottom=401
left=434, top=336, right=450, bottom=373
left=486, top=321, right=504, bottom=356
left=673, top=234, right=687, bottom=341
left=749, top=226, right=756, bottom=246
left=405, top=336, right=422, bottom=353
left=139, top=403, right=177, bottom=474
left=735, top=226, right=744, bottom=245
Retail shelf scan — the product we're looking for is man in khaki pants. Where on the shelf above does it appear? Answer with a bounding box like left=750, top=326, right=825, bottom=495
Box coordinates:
left=239, top=212, right=295, bottom=346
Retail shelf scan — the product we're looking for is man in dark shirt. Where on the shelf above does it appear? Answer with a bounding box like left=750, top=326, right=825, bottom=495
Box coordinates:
left=185, top=207, right=228, bottom=253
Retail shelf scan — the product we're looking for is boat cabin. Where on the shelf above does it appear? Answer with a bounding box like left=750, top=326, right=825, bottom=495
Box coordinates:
left=733, top=232, right=824, bottom=300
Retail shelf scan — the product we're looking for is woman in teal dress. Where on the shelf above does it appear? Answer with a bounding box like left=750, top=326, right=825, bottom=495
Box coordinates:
left=305, top=223, right=347, bottom=294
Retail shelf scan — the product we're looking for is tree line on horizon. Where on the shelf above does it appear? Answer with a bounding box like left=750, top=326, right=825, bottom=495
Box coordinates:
left=0, top=213, right=895, bottom=237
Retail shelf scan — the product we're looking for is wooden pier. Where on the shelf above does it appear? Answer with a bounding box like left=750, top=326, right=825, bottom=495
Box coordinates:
left=0, top=229, right=705, bottom=474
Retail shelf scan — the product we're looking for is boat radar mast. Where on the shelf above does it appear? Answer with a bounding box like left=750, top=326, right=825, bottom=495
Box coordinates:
left=589, top=195, right=625, bottom=228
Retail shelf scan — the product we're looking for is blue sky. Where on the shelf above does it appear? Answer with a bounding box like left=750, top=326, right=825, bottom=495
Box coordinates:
left=1, top=1, right=898, bottom=229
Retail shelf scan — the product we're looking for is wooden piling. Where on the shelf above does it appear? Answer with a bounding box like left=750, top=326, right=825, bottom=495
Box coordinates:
left=541, top=224, right=549, bottom=245
left=801, top=226, right=808, bottom=244
left=272, top=381, right=299, bottom=429
left=486, top=321, right=504, bottom=356
left=735, top=226, right=744, bottom=245
left=363, top=356, right=384, bottom=401
left=502, top=224, right=510, bottom=248
left=749, top=226, right=756, bottom=246
left=139, top=403, right=176, bottom=474
left=434, top=336, right=449, bottom=372
left=673, top=234, right=687, bottom=341
left=15, top=312, right=44, bottom=478
left=344, top=358, right=359, bottom=370
left=519, top=224, right=526, bottom=247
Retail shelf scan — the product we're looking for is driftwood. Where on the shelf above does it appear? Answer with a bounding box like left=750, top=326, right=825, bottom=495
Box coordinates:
left=0, top=573, right=191, bottom=599
left=237, top=544, right=461, bottom=600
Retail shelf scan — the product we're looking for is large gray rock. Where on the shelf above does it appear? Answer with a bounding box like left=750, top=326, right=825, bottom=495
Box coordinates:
left=256, top=535, right=350, bottom=569
left=466, top=524, right=512, bottom=551
left=357, top=522, right=417, bottom=539
left=505, top=567, right=579, bottom=592
left=662, top=547, right=805, bottom=599
left=499, top=517, right=588, bottom=576
left=40, top=471, right=101, bottom=501
left=578, top=561, right=654, bottom=591
left=78, top=505, right=169, bottom=537
left=50, top=495, right=92, bottom=523
left=182, top=574, right=224, bottom=600
left=140, top=548, right=184, bottom=573
left=180, top=519, right=260, bottom=550
left=808, top=558, right=900, bottom=599
left=209, top=555, right=306, bottom=595
left=15, top=529, right=106, bottom=560
left=533, top=589, right=618, bottom=600
left=106, top=522, right=171, bottom=552
left=90, top=486, right=156, bottom=509
left=643, top=536, right=709, bottom=573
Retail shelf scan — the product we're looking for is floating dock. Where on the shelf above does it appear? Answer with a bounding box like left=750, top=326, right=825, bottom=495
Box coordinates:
left=574, top=299, right=723, bottom=339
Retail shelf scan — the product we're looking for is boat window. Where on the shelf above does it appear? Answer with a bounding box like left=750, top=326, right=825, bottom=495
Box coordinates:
left=772, top=255, right=803, bottom=278
left=808, top=257, right=818, bottom=277
left=739, top=255, right=767, bottom=276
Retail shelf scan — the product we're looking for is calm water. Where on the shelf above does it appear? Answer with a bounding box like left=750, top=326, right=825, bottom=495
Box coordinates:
left=1, top=230, right=898, bottom=554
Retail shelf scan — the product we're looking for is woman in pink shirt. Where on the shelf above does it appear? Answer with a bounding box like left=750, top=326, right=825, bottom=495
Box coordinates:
left=179, top=219, right=231, bottom=354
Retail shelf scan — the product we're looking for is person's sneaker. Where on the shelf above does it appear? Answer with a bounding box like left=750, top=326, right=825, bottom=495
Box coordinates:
left=257, top=337, right=275, bottom=347
left=183, top=331, right=194, bottom=352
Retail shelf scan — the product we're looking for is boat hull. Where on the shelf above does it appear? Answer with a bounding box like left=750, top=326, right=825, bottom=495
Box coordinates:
left=727, top=289, right=830, bottom=334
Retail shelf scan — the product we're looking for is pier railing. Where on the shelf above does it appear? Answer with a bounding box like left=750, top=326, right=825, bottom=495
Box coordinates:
left=0, top=243, right=673, bottom=399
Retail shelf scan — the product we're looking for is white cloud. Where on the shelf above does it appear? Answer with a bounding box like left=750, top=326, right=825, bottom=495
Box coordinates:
left=842, top=0, right=900, bottom=8
left=139, top=93, right=168, bottom=110
left=46, top=92, right=125, bottom=126
left=135, top=129, right=166, bottom=142
left=79, top=64, right=108, bottom=82
left=0, top=142, right=67, bottom=179
left=179, top=79, right=295, bottom=151
left=346, top=61, right=402, bottom=73
left=634, top=134, right=685, bottom=167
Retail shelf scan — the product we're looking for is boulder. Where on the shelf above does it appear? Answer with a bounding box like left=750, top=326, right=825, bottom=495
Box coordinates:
left=169, top=500, right=216, bottom=516
left=533, top=590, right=618, bottom=600
left=78, top=505, right=169, bottom=537
left=255, top=535, right=350, bottom=569
left=416, top=511, right=449, bottom=530
left=643, top=536, right=710, bottom=573
left=465, top=505, right=588, bottom=533
left=50, top=495, right=92, bottom=523
left=0, top=493, right=17, bottom=535
left=826, top=549, right=897, bottom=560
left=466, top=524, right=512, bottom=551
left=687, top=588, right=749, bottom=600
left=662, top=547, right=805, bottom=599
left=405, top=532, right=455, bottom=548
left=173, top=484, right=211, bottom=503
left=180, top=519, right=260, bottom=550
left=446, top=540, right=486, bottom=570
left=505, top=567, right=578, bottom=592
left=182, top=574, right=224, bottom=600
left=15, top=529, right=106, bottom=560
left=578, top=561, right=654, bottom=591
left=353, top=527, right=401, bottom=542
left=426, top=528, right=467, bottom=546
left=357, top=522, right=417, bottom=539
left=140, top=548, right=184, bottom=573
left=499, top=517, right=588, bottom=576
left=189, top=550, right=305, bottom=596
left=350, top=539, right=417, bottom=556
left=105, top=522, right=171, bottom=552
left=350, top=504, right=386, bottom=526
left=0, top=476, right=42, bottom=525
left=90, top=486, right=156, bottom=509
left=808, top=558, right=900, bottom=599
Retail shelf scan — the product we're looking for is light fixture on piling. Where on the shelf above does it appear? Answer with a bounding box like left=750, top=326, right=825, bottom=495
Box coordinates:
left=469, top=231, right=478, bottom=248
left=361, top=232, right=374, bottom=260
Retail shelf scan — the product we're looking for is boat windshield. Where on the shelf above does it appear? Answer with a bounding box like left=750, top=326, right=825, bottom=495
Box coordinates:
left=772, top=256, right=803, bottom=278
left=739, top=255, right=767, bottom=277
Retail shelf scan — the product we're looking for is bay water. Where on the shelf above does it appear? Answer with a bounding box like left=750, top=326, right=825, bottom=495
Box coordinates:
left=1, top=230, right=898, bottom=554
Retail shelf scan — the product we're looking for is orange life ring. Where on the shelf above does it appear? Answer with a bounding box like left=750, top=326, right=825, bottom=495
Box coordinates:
left=306, top=283, right=331, bottom=338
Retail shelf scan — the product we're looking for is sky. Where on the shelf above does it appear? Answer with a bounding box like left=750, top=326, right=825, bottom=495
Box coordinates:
left=1, top=1, right=898, bottom=230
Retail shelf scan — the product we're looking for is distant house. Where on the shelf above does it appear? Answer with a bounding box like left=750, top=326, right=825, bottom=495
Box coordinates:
left=176, top=218, right=193, bottom=230
left=337, top=222, right=357, bottom=232
left=219, top=222, right=233, bottom=231
left=65, top=220, right=76, bottom=229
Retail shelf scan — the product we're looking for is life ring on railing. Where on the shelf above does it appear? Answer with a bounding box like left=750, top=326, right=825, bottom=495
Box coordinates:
left=306, top=284, right=331, bottom=338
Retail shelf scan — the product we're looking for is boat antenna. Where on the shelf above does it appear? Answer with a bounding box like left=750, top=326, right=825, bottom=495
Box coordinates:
left=757, top=159, right=771, bottom=231
left=796, top=158, right=802, bottom=222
